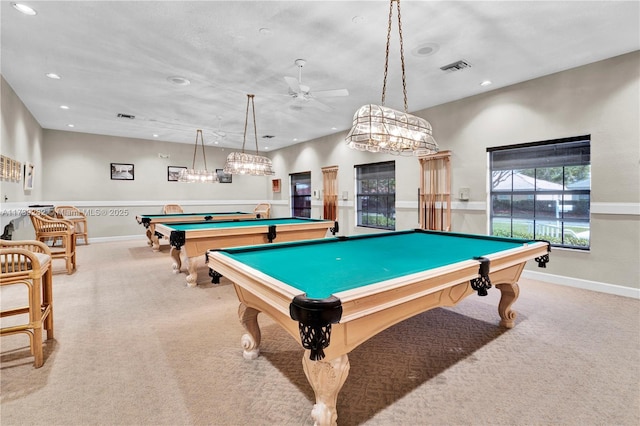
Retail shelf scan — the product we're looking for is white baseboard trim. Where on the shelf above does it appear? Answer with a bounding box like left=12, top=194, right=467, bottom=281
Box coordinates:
left=523, top=270, right=640, bottom=299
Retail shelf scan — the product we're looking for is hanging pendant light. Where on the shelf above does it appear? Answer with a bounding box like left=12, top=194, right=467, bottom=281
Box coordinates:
left=223, top=94, right=275, bottom=176
left=345, top=0, right=439, bottom=157
left=178, top=129, right=219, bottom=183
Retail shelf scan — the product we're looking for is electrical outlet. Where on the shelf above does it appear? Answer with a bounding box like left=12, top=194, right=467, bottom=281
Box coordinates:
left=459, top=187, right=470, bottom=201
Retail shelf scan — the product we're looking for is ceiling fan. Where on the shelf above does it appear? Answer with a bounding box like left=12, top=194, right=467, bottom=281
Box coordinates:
left=284, top=59, right=349, bottom=112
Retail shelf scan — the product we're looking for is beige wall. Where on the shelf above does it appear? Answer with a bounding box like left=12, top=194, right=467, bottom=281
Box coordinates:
left=41, top=130, right=270, bottom=202
left=1, top=52, right=638, bottom=293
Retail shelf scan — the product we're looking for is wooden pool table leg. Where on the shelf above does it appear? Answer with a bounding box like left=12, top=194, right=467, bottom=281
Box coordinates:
left=169, top=246, right=182, bottom=273
left=238, top=303, right=261, bottom=360
left=302, top=353, right=350, bottom=426
left=145, top=228, right=153, bottom=246
left=184, top=256, right=198, bottom=287
left=496, top=282, right=520, bottom=328
left=151, top=234, right=160, bottom=252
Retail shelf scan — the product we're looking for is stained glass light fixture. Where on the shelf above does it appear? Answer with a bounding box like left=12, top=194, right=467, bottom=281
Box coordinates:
left=223, top=94, right=275, bottom=176
left=345, top=0, right=439, bottom=157
left=178, top=129, right=219, bottom=183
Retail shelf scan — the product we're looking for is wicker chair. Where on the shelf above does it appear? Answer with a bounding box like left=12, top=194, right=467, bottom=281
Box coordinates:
left=29, top=210, right=76, bottom=274
left=254, top=203, right=271, bottom=219
left=0, top=240, right=54, bottom=368
left=54, top=205, right=88, bottom=244
left=162, top=204, right=184, bottom=214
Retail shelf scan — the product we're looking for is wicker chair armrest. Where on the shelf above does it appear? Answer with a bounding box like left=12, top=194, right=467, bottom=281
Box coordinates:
left=0, top=239, right=52, bottom=255
left=0, top=247, right=50, bottom=275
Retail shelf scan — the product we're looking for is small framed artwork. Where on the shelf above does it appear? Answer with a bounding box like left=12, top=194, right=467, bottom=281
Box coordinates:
left=0, top=155, right=6, bottom=180
left=24, top=162, right=35, bottom=190
left=111, top=163, right=134, bottom=180
left=11, top=159, right=19, bottom=181
left=216, top=169, right=232, bottom=183
left=7, top=159, right=14, bottom=181
left=15, top=161, right=22, bottom=181
left=272, top=178, right=281, bottom=193
left=168, top=166, right=187, bottom=182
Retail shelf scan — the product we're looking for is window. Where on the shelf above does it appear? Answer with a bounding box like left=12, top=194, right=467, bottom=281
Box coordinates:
left=290, top=172, right=311, bottom=218
left=355, top=161, right=395, bottom=230
left=488, top=135, right=591, bottom=249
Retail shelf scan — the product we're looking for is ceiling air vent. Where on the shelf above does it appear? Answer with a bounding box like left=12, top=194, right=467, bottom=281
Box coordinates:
left=117, top=113, right=135, bottom=119
left=262, top=135, right=275, bottom=139
left=440, top=60, right=471, bottom=72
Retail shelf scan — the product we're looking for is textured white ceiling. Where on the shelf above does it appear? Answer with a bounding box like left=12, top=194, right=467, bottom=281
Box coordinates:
left=2, top=1, right=638, bottom=151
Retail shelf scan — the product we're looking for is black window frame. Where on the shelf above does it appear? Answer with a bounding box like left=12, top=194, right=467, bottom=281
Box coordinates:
left=355, top=161, right=396, bottom=230
left=488, top=135, right=591, bottom=250
left=290, top=171, right=311, bottom=218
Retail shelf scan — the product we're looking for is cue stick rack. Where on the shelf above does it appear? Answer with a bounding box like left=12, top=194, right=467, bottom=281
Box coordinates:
left=418, top=150, right=451, bottom=232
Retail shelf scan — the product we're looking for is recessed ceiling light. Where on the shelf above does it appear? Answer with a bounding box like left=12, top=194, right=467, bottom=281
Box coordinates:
left=67, top=124, right=75, bottom=128
left=480, top=80, right=493, bottom=87
left=153, top=134, right=159, bottom=138
left=12, top=3, right=37, bottom=15
left=293, top=138, right=298, bottom=142
left=258, top=27, right=272, bottom=35
left=167, top=76, right=190, bottom=86
left=412, top=42, right=439, bottom=57
left=60, top=105, right=70, bottom=110
left=46, top=73, right=61, bottom=79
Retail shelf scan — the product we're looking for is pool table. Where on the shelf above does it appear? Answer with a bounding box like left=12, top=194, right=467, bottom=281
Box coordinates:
left=206, top=229, right=550, bottom=426
left=156, top=217, right=338, bottom=287
left=135, top=211, right=257, bottom=251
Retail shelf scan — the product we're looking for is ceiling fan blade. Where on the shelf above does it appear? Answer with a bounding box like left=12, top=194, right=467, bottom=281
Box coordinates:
left=312, top=88, right=349, bottom=98
left=284, top=76, right=300, bottom=93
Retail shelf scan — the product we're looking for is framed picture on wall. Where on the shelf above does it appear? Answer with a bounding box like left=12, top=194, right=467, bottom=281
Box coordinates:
left=8, top=159, right=15, bottom=181
left=168, top=166, right=187, bottom=181
left=0, top=156, right=6, bottom=180
left=216, top=169, right=232, bottom=183
left=111, top=163, right=134, bottom=180
left=272, top=178, right=281, bottom=192
left=15, top=160, right=22, bottom=181
left=11, top=159, right=20, bottom=181
left=24, top=162, right=35, bottom=190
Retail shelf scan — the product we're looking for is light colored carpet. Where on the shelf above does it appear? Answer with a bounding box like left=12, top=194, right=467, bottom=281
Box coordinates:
left=1, top=239, right=639, bottom=425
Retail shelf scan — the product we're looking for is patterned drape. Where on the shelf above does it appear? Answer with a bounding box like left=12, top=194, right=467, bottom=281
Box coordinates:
left=322, top=166, right=338, bottom=221
left=419, top=151, right=451, bottom=231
